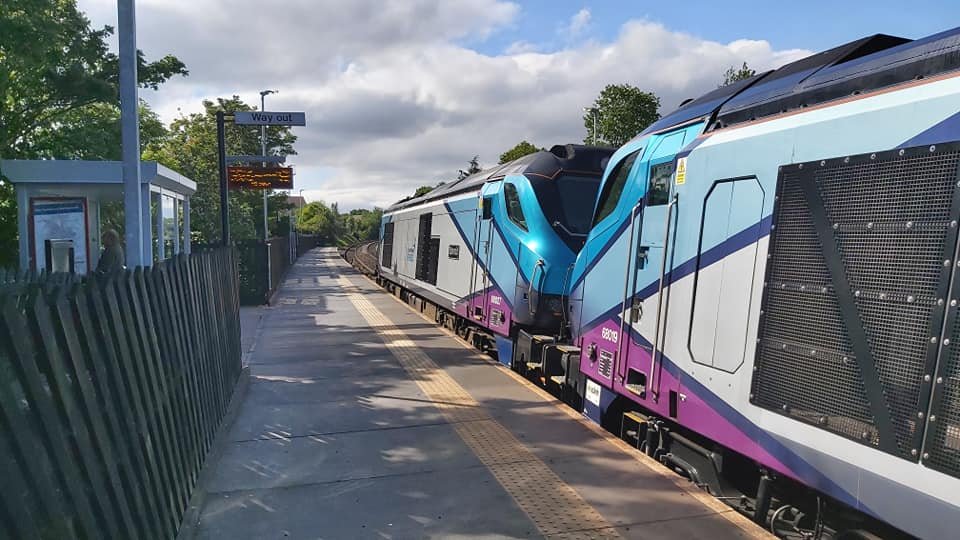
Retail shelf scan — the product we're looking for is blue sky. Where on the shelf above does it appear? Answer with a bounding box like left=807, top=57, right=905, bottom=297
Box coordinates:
left=473, top=1, right=958, bottom=55
left=80, top=0, right=959, bottom=209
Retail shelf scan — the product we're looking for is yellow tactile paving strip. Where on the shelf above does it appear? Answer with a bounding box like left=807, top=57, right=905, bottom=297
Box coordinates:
left=337, top=275, right=622, bottom=539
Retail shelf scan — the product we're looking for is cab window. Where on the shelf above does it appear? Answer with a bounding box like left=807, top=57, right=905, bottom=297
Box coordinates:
left=592, top=149, right=641, bottom=226
left=647, top=162, right=674, bottom=206
left=503, top=183, right=527, bottom=230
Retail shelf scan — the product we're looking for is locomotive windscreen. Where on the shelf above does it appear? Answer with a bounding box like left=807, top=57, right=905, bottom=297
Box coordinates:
left=529, top=174, right=602, bottom=251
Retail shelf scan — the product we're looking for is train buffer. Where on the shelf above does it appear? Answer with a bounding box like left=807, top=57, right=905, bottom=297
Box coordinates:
left=181, top=248, right=770, bottom=539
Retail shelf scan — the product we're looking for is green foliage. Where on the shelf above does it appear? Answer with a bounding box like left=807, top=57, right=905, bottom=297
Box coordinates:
left=296, top=201, right=382, bottom=246
left=414, top=185, right=437, bottom=197
left=721, top=62, right=757, bottom=87
left=0, top=0, right=187, bottom=267
left=146, top=96, right=298, bottom=244
left=297, top=201, right=336, bottom=241
left=458, top=155, right=482, bottom=180
left=583, top=83, right=660, bottom=148
left=339, top=207, right=383, bottom=243
left=498, top=141, right=541, bottom=164
left=0, top=0, right=187, bottom=158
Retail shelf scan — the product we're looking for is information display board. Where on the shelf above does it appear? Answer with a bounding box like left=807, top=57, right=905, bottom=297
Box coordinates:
left=227, top=166, right=294, bottom=189
left=31, top=198, right=88, bottom=274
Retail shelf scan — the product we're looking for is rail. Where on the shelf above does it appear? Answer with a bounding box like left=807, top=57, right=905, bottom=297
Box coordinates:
left=341, top=241, right=380, bottom=276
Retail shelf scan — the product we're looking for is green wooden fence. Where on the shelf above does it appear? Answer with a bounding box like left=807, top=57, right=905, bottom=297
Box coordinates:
left=0, top=247, right=242, bottom=539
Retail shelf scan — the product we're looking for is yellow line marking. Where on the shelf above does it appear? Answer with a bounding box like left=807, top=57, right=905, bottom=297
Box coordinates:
left=337, top=275, right=622, bottom=539
left=333, top=258, right=772, bottom=540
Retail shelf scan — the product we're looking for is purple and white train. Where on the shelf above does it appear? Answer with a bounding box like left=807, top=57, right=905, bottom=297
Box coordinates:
left=373, top=27, right=960, bottom=539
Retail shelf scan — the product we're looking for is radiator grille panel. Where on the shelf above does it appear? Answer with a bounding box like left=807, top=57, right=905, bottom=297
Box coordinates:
left=752, top=146, right=960, bottom=460
left=924, top=311, right=960, bottom=475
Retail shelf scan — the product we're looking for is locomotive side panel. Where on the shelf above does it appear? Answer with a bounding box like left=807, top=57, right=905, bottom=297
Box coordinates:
left=571, top=64, right=960, bottom=539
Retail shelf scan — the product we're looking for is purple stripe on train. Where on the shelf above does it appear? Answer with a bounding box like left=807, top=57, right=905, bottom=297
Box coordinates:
left=578, top=318, right=862, bottom=511
left=454, top=285, right=513, bottom=337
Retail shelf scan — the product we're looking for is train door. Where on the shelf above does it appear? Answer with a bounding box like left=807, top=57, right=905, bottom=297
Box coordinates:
left=470, top=194, right=495, bottom=322
left=619, top=130, right=688, bottom=405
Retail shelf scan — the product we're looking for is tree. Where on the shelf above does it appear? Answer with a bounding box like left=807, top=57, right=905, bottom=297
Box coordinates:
left=146, top=96, right=298, bottom=244
left=298, top=201, right=337, bottom=242
left=498, top=141, right=541, bottom=164
left=458, top=155, right=482, bottom=180
left=721, top=62, right=757, bottom=86
left=414, top=185, right=437, bottom=197
left=0, top=0, right=187, bottom=157
left=0, top=0, right=187, bottom=267
left=583, top=84, right=660, bottom=148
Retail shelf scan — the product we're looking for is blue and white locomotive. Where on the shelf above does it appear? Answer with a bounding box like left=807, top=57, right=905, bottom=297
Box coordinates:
left=378, top=145, right=612, bottom=346
left=373, top=26, right=960, bottom=540
left=569, top=28, right=960, bottom=539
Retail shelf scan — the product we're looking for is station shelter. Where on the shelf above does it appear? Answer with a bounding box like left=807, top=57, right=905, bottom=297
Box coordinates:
left=1, top=159, right=197, bottom=274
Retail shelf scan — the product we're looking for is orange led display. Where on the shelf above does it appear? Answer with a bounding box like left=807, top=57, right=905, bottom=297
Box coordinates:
left=227, top=166, right=294, bottom=189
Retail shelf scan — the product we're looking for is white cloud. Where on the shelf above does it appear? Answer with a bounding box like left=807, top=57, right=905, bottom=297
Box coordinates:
left=505, top=40, right=540, bottom=54
left=566, top=8, right=592, bottom=36
left=78, top=1, right=808, bottom=210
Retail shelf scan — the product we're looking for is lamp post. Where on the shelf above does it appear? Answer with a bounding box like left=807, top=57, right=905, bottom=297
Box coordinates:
left=118, top=0, right=144, bottom=266
left=298, top=189, right=305, bottom=231
left=260, top=89, right=278, bottom=241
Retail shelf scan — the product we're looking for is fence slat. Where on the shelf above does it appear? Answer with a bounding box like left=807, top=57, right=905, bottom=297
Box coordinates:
left=131, top=268, right=190, bottom=513
left=0, top=420, right=42, bottom=540
left=75, top=282, right=156, bottom=539
left=0, top=247, right=245, bottom=538
left=51, top=288, right=139, bottom=537
left=1, top=299, right=101, bottom=538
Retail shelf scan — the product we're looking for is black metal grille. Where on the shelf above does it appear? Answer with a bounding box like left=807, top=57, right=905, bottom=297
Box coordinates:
left=752, top=145, right=960, bottom=460
left=381, top=222, right=394, bottom=268
left=925, top=310, right=960, bottom=475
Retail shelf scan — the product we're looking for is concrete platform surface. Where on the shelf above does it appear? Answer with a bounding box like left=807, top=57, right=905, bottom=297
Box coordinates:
left=183, top=248, right=769, bottom=540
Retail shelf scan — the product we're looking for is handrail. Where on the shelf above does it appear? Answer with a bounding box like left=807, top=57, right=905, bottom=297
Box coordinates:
left=649, top=193, right=678, bottom=401
left=617, top=200, right=645, bottom=383
left=552, top=221, right=588, bottom=238
left=527, top=258, right=545, bottom=317
left=559, top=262, right=575, bottom=337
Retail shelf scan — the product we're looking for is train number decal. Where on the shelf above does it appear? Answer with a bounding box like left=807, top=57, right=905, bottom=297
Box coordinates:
left=490, top=295, right=502, bottom=306
left=601, top=327, right=618, bottom=344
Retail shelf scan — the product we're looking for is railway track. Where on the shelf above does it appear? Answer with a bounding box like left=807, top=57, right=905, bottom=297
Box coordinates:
left=340, top=241, right=379, bottom=276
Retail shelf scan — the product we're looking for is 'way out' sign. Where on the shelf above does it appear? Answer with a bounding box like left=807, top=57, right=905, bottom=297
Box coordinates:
left=234, top=111, right=306, bottom=126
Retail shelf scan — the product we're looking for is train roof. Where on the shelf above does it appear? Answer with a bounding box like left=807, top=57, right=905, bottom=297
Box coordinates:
left=640, top=25, right=960, bottom=137
left=386, top=144, right=614, bottom=212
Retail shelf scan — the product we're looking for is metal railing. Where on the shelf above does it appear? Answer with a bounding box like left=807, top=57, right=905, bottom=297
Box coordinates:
left=0, top=247, right=242, bottom=539
left=234, top=234, right=323, bottom=305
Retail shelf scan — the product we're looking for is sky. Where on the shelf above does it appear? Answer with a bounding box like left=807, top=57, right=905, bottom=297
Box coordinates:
left=78, top=0, right=958, bottom=210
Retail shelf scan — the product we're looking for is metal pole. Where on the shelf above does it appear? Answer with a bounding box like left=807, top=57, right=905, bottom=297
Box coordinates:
left=217, top=111, right=230, bottom=245
left=183, top=197, right=192, bottom=254
left=155, top=190, right=164, bottom=260
left=261, top=93, right=269, bottom=241
left=298, top=189, right=305, bottom=231
left=118, top=0, right=143, bottom=267
left=172, top=198, right=180, bottom=254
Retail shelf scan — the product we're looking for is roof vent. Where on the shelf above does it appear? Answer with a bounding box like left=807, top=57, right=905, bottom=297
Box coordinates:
left=549, top=144, right=575, bottom=159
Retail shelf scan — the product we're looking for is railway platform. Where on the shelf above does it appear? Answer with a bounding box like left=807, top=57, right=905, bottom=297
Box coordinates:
left=180, top=248, right=769, bottom=539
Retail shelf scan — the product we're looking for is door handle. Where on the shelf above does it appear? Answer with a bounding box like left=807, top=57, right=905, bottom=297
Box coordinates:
left=637, top=246, right=649, bottom=269
left=630, top=297, right=643, bottom=323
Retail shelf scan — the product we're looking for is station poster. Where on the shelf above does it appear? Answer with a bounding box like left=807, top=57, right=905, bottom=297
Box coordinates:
left=31, top=198, right=89, bottom=274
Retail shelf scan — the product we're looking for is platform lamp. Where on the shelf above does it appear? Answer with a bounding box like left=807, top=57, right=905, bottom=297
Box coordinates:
left=260, top=89, right=278, bottom=241
left=298, top=189, right=305, bottom=232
